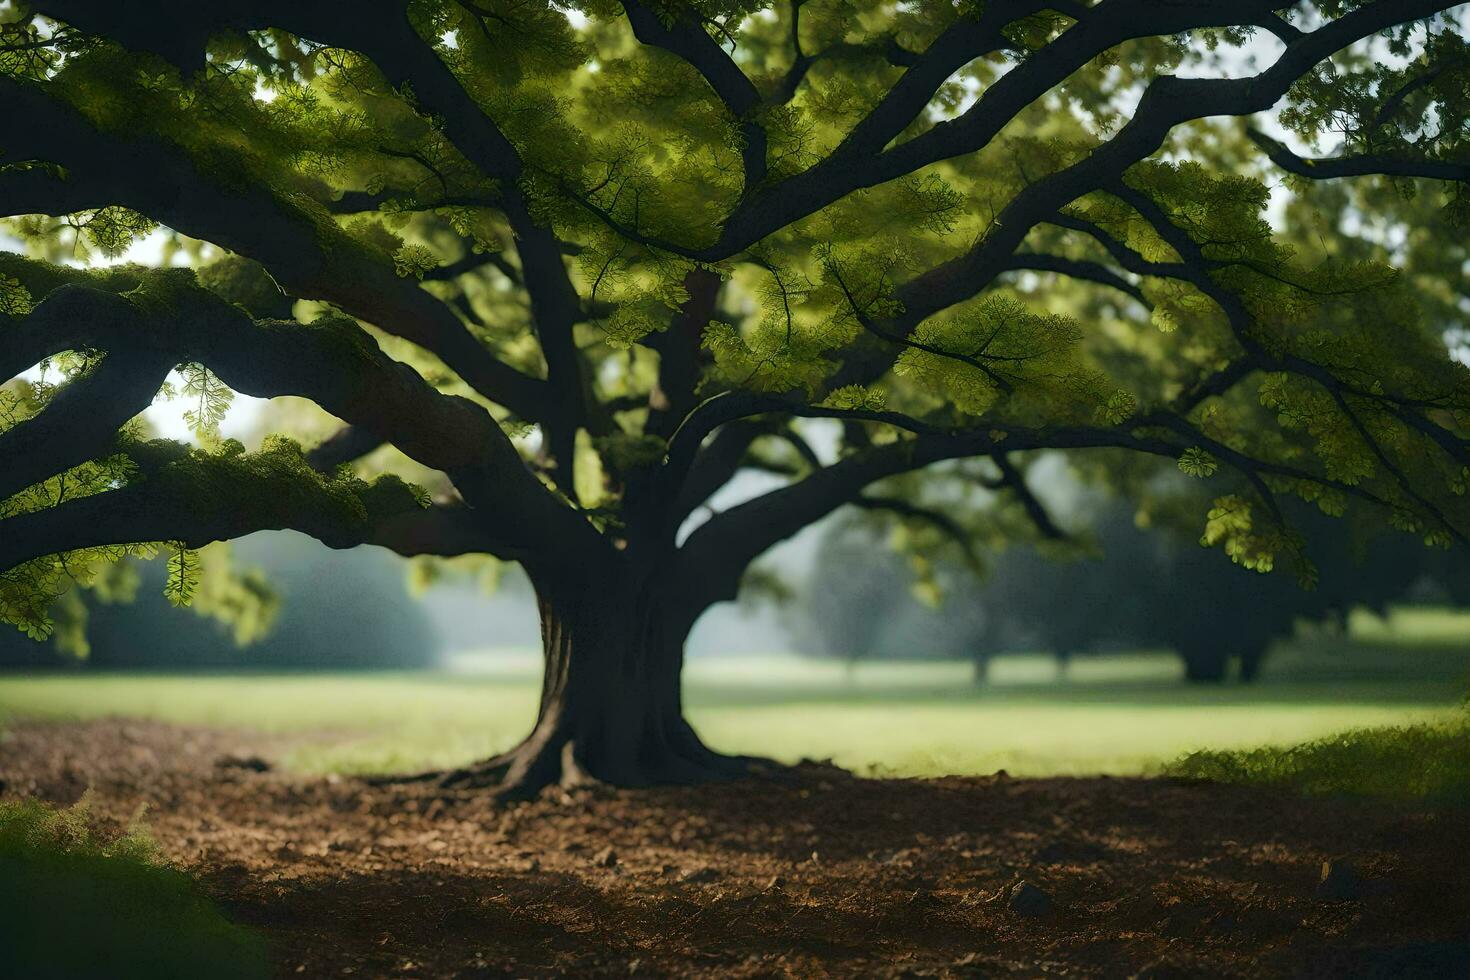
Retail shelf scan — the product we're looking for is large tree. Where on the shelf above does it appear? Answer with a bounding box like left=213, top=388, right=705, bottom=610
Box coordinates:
left=2, top=0, right=1469, bottom=795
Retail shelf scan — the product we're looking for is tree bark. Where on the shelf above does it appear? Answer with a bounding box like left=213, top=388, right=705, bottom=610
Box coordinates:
left=441, top=564, right=761, bottom=797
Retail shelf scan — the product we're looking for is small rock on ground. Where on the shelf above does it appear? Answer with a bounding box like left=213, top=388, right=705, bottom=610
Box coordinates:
left=1009, top=880, right=1053, bottom=917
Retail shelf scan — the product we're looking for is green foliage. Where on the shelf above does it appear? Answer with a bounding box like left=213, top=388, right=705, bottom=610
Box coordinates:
left=2, top=0, right=1470, bottom=662
left=822, top=384, right=886, bottom=412
left=177, top=364, right=234, bottom=442
left=1100, top=390, right=1137, bottom=425
left=0, top=797, right=269, bottom=980
left=893, top=296, right=1084, bottom=417
left=1, top=434, right=425, bottom=644
left=392, top=243, right=440, bottom=280
left=1177, top=447, right=1218, bottom=479
left=593, top=430, right=667, bottom=473
left=1200, top=495, right=1278, bottom=573
left=68, top=206, right=157, bottom=259
left=0, top=435, right=154, bottom=644
left=163, top=545, right=200, bottom=607
left=0, top=272, right=32, bottom=315
left=170, top=546, right=279, bottom=646
left=602, top=299, right=669, bottom=350
left=1167, top=716, right=1470, bottom=804
left=195, top=256, right=292, bottom=319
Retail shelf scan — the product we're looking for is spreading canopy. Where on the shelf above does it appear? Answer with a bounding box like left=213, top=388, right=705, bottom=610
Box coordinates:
left=3, top=0, right=1470, bottom=645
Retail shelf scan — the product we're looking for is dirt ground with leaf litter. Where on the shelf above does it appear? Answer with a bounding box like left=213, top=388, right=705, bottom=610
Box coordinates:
left=2, top=718, right=1469, bottom=978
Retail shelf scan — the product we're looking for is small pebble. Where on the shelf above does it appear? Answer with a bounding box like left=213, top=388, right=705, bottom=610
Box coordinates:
left=1009, top=880, right=1053, bottom=917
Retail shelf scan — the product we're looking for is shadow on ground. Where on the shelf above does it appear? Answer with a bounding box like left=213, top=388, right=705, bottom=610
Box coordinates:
left=2, top=719, right=1469, bottom=978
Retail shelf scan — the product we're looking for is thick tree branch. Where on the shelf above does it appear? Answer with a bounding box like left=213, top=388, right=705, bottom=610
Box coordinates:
left=0, top=345, right=174, bottom=502
left=645, top=268, right=724, bottom=439
left=359, top=9, right=596, bottom=460
left=673, top=422, right=1185, bottom=606
left=24, top=0, right=596, bottom=450
left=0, top=469, right=498, bottom=576
left=1004, top=252, right=1149, bottom=308
left=1247, top=127, right=1470, bottom=184
left=889, top=0, right=1458, bottom=334
left=306, top=425, right=387, bottom=473
left=1, top=272, right=602, bottom=563
left=822, top=4, right=1029, bottom=160
left=993, top=453, right=1068, bottom=541
left=710, top=0, right=1302, bottom=259
left=850, top=493, right=978, bottom=555
left=621, top=0, right=766, bottom=192
left=1117, top=176, right=1470, bottom=484
left=671, top=378, right=1456, bottom=604
left=0, top=79, right=550, bottom=421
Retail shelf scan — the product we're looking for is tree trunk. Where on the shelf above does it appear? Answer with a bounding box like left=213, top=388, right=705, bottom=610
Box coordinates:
left=441, top=568, right=761, bottom=797
left=1238, top=641, right=1267, bottom=683
left=971, top=651, right=989, bottom=685
left=1179, top=643, right=1228, bottom=683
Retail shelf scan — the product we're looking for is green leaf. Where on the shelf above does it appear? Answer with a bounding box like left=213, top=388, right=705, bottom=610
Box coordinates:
left=1178, top=447, right=1219, bottom=478
left=822, top=384, right=887, bottom=411
left=602, top=303, right=663, bottom=350
left=0, top=274, right=32, bottom=316
left=178, top=364, right=234, bottom=442
left=1101, top=390, right=1137, bottom=425
left=392, top=244, right=439, bottom=280
left=164, top=546, right=200, bottom=608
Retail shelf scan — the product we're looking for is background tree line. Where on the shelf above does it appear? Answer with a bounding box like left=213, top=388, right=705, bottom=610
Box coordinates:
left=793, top=480, right=1470, bottom=683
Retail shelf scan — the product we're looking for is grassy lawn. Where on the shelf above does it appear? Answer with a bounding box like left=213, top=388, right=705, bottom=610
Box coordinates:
left=0, top=798, right=268, bottom=980
left=1167, top=718, right=1470, bottom=803
left=2, top=634, right=1466, bottom=778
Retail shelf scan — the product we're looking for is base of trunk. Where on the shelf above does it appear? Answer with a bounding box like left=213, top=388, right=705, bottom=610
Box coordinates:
left=434, top=718, right=776, bottom=800
left=413, top=571, right=793, bottom=799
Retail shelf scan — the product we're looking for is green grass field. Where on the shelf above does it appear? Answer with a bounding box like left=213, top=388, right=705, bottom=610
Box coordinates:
left=0, top=798, right=268, bottom=980
left=3, top=611, right=1468, bottom=779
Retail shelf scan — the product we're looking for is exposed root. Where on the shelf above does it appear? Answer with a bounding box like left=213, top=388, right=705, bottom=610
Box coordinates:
left=360, top=770, right=446, bottom=787
left=411, top=726, right=815, bottom=803
left=437, top=752, right=516, bottom=790
left=357, top=757, right=513, bottom=792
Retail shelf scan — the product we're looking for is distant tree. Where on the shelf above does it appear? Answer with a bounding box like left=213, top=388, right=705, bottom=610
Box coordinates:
left=3, top=1, right=1470, bottom=794
left=938, top=500, right=1470, bottom=683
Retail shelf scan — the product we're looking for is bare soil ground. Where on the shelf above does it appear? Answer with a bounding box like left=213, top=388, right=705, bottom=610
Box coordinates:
left=2, top=719, right=1469, bottom=979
